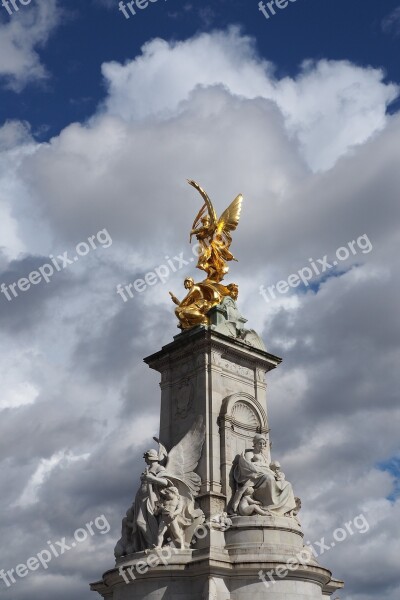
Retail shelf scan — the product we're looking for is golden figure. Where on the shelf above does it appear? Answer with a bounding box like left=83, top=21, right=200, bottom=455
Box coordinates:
left=188, top=180, right=242, bottom=283
left=170, top=277, right=239, bottom=330
left=170, top=181, right=243, bottom=330
left=169, top=277, right=213, bottom=329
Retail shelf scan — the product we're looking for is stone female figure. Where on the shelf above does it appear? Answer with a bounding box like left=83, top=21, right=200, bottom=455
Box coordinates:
left=232, top=434, right=296, bottom=516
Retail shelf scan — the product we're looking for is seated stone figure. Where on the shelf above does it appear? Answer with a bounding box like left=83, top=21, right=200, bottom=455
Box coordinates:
left=238, top=486, right=272, bottom=516
left=231, top=434, right=297, bottom=517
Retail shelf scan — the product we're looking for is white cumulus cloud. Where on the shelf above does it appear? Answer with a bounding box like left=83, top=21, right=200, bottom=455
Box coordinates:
left=0, top=0, right=61, bottom=90
left=100, top=28, right=398, bottom=171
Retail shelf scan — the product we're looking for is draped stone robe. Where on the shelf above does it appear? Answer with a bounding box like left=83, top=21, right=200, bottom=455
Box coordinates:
left=233, top=451, right=296, bottom=516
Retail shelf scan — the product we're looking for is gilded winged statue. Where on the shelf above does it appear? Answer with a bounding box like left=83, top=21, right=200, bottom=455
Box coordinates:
left=170, top=181, right=243, bottom=330
left=188, top=180, right=243, bottom=283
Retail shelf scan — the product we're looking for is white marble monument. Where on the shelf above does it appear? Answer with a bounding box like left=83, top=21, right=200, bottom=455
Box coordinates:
left=90, top=181, right=343, bottom=599
left=90, top=301, right=344, bottom=599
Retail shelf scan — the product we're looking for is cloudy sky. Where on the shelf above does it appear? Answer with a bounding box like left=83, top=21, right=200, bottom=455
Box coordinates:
left=0, top=0, right=399, bottom=598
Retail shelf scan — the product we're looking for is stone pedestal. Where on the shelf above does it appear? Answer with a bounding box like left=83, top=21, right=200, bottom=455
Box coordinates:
left=90, top=312, right=344, bottom=599
left=144, top=327, right=279, bottom=514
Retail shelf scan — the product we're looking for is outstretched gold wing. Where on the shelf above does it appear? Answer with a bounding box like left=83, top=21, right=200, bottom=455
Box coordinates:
left=187, top=180, right=217, bottom=230
left=216, top=193, right=243, bottom=243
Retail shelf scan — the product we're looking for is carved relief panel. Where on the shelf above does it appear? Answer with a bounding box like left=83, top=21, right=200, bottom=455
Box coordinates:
left=174, top=377, right=194, bottom=419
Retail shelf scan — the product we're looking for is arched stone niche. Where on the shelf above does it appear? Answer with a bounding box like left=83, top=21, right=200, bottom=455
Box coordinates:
left=219, top=393, right=270, bottom=501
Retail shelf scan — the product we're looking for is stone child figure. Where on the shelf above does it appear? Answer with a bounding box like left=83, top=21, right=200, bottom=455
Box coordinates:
left=154, top=485, right=191, bottom=549
left=238, top=486, right=272, bottom=516
left=270, top=461, right=286, bottom=485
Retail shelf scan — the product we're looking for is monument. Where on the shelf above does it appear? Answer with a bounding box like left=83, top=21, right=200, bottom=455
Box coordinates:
left=90, top=181, right=344, bottom=599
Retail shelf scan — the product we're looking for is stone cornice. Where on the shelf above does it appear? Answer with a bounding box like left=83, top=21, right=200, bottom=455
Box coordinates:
left=144, top=328, right=282, bottom=373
